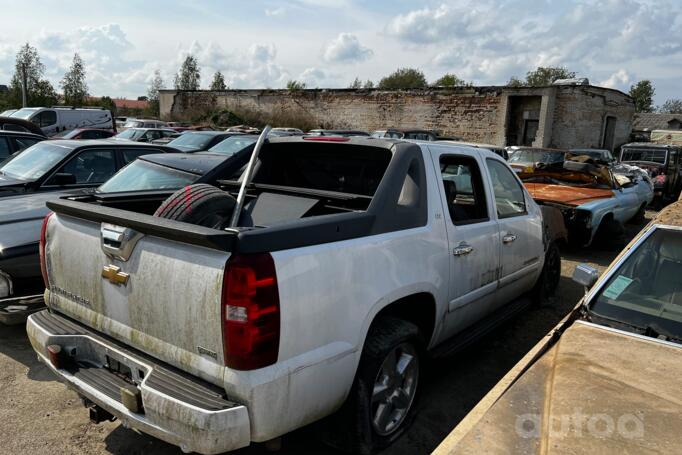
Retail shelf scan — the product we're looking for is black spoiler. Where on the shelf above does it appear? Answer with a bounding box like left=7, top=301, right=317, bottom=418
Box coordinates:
left=46, top=198, right=236, bottom=251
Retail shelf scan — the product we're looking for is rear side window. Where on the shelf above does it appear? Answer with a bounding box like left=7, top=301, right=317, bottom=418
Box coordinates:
left=49, top=149, right=117, bottom=184
left=2, top=124, right=30, bottom=133
left=12, top=137, right=40, bottom=151
left=440, top=155, right=489, bottom=225
left=487, top=159, right=527, bottom=218
left=122, top=148, right=161, bottom=164
left=0, top=137, right=11, bottom=160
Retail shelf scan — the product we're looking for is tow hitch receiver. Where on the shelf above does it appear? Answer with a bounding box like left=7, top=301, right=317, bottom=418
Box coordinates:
left=89, top=404, right=116, bottom=424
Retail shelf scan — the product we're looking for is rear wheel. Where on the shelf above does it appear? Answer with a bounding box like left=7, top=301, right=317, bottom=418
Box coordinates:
left=321, top=317, right=422, bottom=454
left=153, top=184, right=236, bottom=229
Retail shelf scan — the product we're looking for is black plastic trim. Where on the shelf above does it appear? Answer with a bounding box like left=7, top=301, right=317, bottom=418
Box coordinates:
left=46, top=199, right=236, bottom=251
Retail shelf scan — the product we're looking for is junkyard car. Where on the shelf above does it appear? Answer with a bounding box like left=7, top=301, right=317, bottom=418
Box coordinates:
left=113, top=127, right=177, bottom=143
left=52, top=128, right=116, bottom=140
left=434, top=200, right=682, bottom=455
left=0, top=145, right=253, bottom=325
left=620, top=142, right=682, bottom=205
left=0, top=140, right=175, bottom=198
left=521, top=157, right=653, bottom=247
left=28, top=137, right=561, bottom=454
left=164, top=131, right=241, bottom=153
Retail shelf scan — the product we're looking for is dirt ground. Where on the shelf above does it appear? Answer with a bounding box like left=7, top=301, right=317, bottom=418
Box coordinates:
left=0, top=211, right=656, bottom=455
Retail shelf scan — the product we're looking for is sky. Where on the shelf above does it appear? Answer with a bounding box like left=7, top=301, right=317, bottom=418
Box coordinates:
left=0, top=0, right=680, bottom=105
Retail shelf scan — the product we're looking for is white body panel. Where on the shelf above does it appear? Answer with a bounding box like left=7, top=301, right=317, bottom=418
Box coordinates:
left=39, top=143, right=546, bottom=449
left=22, top=108, right=114, bottom=136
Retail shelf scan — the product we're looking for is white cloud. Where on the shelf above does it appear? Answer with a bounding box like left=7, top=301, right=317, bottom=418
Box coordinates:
left=298, top=67, right=327, bottom=87
left=600, top=69, right=633, bottom=90
left=264, top=7, right=285, bottom=17
left=323, top=33, right=373, bottom=63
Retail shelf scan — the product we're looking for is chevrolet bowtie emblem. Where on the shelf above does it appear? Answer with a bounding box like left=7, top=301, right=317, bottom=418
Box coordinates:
left=102, top=265, right=129, bottom=286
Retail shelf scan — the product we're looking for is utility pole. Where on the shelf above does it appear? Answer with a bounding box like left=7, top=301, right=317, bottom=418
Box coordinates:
left=20, top=63, right=28, bottom=107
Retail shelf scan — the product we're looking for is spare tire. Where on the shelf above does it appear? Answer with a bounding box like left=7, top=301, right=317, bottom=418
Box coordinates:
left=154, top=184, right=236, bottom=229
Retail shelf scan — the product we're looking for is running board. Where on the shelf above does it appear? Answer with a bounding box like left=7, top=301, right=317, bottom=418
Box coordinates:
left=431, top=297, right=532, bottom=358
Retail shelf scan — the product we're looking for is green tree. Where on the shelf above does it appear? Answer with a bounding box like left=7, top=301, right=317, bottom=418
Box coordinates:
left=363, top=79, right=375, bottom=89
left=507, top=76, right=524, bottom=87
left=432, top=73, right=468, bottom=87
left=286, top=80, right=306, bottom=91
left=378, top=68, right=427, bottom=89
left=210, top=71, right=227, bottom=90
left=508, top=66, right=577, bottom=87
left=658, top=99, right=682, bottom=114
left=32, top=79, right=58, bottom=107
left=7, top=43, right=50, bottom=107
left=629, top=80, right=655, bottom=113
left=60, top=53, right=88, bottom=106
left=99, top=96, right=117, bottom=115
left=174, top=55, right=201, bottom=90
left=524, top=66, right=576, bottom=86
left=147, top=69, right=164, bottom=117
left=349, top=77, right=362, bottom=89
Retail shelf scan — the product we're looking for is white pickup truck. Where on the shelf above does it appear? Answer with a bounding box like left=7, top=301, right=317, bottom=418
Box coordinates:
left=28, top=136, right=560, bottom=454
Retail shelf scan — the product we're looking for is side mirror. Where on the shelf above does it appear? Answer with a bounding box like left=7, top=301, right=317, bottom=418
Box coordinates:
left=572, top=264, right=599, bottom=289
left=52, top=172, right=77, bottom=186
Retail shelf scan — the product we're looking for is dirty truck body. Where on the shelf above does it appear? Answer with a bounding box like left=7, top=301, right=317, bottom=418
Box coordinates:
left=435, top=201, right=682, bottom=455
left=27, top=137, right=551, bottom=454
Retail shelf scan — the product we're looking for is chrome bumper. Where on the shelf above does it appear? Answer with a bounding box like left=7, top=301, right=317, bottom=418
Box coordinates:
left=27, top=310, right=251, bottom=454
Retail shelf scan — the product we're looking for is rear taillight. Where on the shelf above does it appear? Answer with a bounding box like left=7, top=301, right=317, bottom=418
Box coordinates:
left=39, top=212, right=54, bottom=288
left=221, top=253, right=280, bottom=370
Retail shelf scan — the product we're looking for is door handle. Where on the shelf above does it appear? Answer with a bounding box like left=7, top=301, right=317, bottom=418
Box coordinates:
left=453, top=243, right=474, bottom=256
left=503, top=234, right=517, bottom=244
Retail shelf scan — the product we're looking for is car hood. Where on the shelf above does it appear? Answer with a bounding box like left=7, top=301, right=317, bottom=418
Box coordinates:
left=524, top=182, right=613, bottom=206
left=0, top=174, right=30, bottom=196
left=437, top=321, right=682, bottom=454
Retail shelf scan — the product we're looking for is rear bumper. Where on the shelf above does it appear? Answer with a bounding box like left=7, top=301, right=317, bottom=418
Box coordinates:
left=27, top=310, right=251, bottom=454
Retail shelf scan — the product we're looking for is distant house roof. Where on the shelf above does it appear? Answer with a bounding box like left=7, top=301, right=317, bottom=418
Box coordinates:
left=633, top=113, right=682, bottom=131
left=114, top=98, right=149, bottom=110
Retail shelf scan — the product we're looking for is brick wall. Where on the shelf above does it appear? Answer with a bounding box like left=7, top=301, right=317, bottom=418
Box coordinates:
left=160, top=85, right=633, bottom=149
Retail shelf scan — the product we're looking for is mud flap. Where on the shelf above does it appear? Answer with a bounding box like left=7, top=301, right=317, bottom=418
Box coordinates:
left=0, top=294, right=45, bottom=325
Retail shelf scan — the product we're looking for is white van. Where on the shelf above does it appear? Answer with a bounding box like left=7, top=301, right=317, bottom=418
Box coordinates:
left=10, top=107, right=114, bottom=137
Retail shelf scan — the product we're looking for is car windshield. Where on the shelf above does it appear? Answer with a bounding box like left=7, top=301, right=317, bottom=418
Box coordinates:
left=9, top=108, right=38, bottom=120
left=98, top=159, right=197, bottom=193
left=0, top=142, right=71, bottom=181
left=589, top=227, right=682, bottom=343
left=116, top=129, right=145, bottom=140
left=208, top=136, right=257, bottom=155
left=621, top=148, right=667, bottom=164
left=123, top=121, right=143, bottom=128
left=508, top=150, right=565, bottom=164
left=168, top=133, right=215, bottom=149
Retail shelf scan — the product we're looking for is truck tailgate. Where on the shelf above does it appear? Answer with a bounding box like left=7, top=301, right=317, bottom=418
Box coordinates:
left=45, top=212, right=231, bottom=385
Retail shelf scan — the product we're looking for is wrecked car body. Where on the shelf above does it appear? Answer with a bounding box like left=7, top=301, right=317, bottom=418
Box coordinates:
left=434, top=201, right=682, bottom=455
left=521, top=155, right=653, bottom=247
left=620, top=142, right=682, bottom=204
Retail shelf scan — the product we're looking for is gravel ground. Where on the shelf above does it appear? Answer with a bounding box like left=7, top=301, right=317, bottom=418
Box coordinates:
left=0, top=211, right=655, bottom=455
